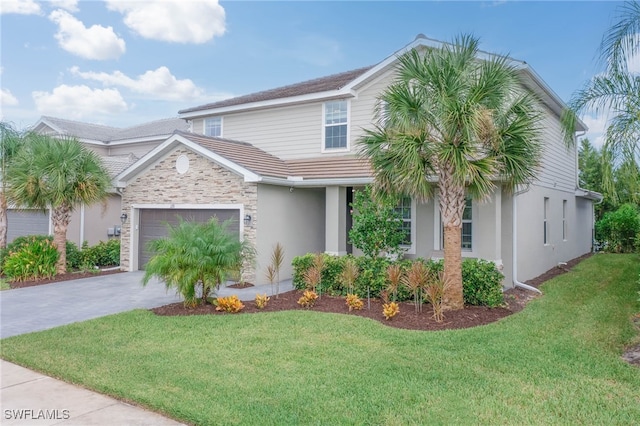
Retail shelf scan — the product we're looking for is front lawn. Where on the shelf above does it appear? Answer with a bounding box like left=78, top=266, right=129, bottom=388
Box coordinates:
left=2, top=254, right=639, bottom=425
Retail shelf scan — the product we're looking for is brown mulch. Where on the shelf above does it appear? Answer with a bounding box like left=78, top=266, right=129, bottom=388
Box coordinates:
left=226, top=282, right=255, bottom=289
left=7, top=268, right=124, bottom=289
left=151, top=254, right=594, bottom=332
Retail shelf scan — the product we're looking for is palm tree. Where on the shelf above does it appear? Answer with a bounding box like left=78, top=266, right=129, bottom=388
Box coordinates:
left=0, top=121, right=24, bottom=249
left=563, top=1, right=640, bottom=203
left=7, top=133, right=112, bottom=273
left=359, top=34, right=542, bottom=311
left=143, top=217, right=254, bottom=307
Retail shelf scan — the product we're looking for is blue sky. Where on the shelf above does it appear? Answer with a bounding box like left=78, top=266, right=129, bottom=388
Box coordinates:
left=0, top=1, right=630, bottom=146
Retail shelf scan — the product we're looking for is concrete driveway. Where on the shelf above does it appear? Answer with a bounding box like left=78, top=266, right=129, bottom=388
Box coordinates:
left=0, top=271, right=182, bottom=339
left=0, top=272, right=294, bottom=339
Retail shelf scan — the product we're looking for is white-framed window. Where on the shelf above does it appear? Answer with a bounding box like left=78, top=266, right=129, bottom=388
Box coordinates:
left=204, top=117, right=222, bottom=137
left=323, top=100, right=348, bottom=150
left=562, top=199, right=567, bottom=241
left=396, top=196, right=412, bottom=246
left=543, top=197, right=549, bottom=245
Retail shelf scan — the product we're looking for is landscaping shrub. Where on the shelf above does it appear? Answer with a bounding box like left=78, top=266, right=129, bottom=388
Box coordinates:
left=298, top=290, right=318, bottom=308
left=0, top=248, right=8, bottom=273
left=461, top=259, right=504, bottom=307
left=382, top=302, right=400, bottom=320
left=3, top=236, right=58, bottom=281
left=345, top=294, right=364, bottom=311
left=293, top=253, right=504, bottom=306
left=82, top=239, right=120, bottom=267
left=65, top=241, right=84, bottom=270
left=255, top=294, right=270, bottom=309
left=595, top=204, right=640, bottom=253
left=215, top=295, right=245, bottom=313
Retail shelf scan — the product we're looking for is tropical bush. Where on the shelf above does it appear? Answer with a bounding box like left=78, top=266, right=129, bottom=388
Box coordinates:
left=65, top=241, right=84, bottom=270
left=255, top=294, right=270, bottom=309
left=292, top=254, right=503, bottom=306
left=143, top=217, right=253, bottom=307
left=82, top=239, right=120, bottom=267
left=298, top=290, right=318, bottom=308
left=3, top=236, right=58, bottom=281
left=348, top=186, right=406, bottom=259
left=345, top=294, right=364, bottom=311
left=215, top=295, right=245, bottom=313
left=382, top=302, right=400, bottom=320
left=595, top=203, right=640, bottom=253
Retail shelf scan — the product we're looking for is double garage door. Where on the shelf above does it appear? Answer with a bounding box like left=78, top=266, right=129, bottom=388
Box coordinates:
left=7, top=210, right=49, bottom=243
left=138, top=208, right=240, bottom=269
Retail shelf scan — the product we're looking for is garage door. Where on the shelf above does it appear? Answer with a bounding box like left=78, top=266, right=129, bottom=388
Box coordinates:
left=7, top=210, right=49, bottom=243
left=138, top=208, right=240, bottom=269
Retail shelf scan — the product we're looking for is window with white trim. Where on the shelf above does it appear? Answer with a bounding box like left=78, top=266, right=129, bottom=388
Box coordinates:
left=543, top=197, right=549, bottom=245
left=395, top=196, right=412, bottom=246
left=204, top=117, right=222, bottom=137
left=562, top=199, right=567, bottom=241
left=324, top=101, right=348, bottom=149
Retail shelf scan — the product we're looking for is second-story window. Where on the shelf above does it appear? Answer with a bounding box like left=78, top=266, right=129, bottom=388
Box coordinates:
left=324, top=101, right=348, bottom=150
left=204, top=117, right=222, bottom=137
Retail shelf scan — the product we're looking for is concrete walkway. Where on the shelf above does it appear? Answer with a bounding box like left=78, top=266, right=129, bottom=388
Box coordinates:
left=0, top=272, right=294, bottom=425
left=0, top=360, right=185, bottom=426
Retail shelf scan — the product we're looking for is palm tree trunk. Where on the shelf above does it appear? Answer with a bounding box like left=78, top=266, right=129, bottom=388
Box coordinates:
left=52, top=203, right=72, bottom=274
left=442, top=225, right=464, bottom=310
left=439, top=173, right=466, bottom=311
left=0, top=192, right=7, bottom=249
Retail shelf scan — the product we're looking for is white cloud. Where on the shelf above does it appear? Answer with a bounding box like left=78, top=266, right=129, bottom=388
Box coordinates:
left=1, top=89, right=19, bottom=106
left=48, top=0, right=79, bottom=12
left=70, top=66, right=204, bottom=101
left=105, top=0, right=225, bottom=44
left=49, top=9, right=126, bottom=60
left=581, top=113, right=609, bottom=149
left=0, top=0, right=41, bottom=15
left=33, top=85, right=128, bottom=119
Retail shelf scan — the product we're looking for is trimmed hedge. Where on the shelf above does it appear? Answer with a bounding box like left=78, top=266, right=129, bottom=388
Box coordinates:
left=292, top=254, right=504, bottom=307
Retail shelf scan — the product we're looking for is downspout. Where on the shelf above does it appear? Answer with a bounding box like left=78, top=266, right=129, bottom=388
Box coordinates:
left=512, top=184, right=542, bottom=294
left=573, top=130, right=603, bottom=252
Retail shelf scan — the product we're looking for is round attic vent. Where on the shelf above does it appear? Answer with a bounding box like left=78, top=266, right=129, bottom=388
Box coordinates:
left=176, top=154, right=189, bottom=174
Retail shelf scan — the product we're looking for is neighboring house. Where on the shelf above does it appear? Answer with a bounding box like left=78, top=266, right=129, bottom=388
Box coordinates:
left=7, top=116, right=188, bottom=246
left=115, top=35, right=601, bottom=287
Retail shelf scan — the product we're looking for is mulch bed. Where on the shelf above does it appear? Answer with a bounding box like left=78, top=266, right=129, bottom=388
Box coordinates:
left=151, top=254, right=594, bottom=332
left=7, top=268, right=125, bottom=289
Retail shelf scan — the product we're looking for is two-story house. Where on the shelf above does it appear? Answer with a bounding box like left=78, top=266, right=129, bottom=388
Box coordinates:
left=114, top=35, right=601, bottom=287
left=7, top=116, right=187, bottom=246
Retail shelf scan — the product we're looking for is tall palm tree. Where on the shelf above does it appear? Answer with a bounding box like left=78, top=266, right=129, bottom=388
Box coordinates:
left=0, top=121, right=24, bottom=249
left=143, top=217, right=254, bottom=307
left=7, top=133, right=112, bottom=273
left=563, top=1, right=640, bottom=203
left=360, top=34, right=542, bottom=311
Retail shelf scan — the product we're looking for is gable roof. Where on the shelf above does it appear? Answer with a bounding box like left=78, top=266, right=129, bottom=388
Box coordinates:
left=114, top=131, right=374, bottom=187
left=179, top=67, right=373, bottom=115
left=177, top=35, right=587, bottom=132
left=33, top=116, right=189, bottom=144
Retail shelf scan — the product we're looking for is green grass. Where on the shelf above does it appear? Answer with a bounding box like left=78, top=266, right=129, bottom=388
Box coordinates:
left=0, top=278, right=10, bottom=291
left=2, top=254, right=640, bottom=425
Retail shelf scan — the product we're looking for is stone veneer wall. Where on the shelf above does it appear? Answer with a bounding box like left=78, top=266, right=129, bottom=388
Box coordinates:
left=120, top=147, right=258, bottom=282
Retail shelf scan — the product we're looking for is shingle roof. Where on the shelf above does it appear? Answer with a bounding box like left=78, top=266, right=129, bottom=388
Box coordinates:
left=176, top=131, right=290, bottom=179
left=178, top=66, right=374, bottom=115
left=101, top=154, right=139, bottom=178
left=39, top=116, right=188, bottom=143
left=177, top=132, right=373, bottom=181
left=286, top=156, right=372, bottom=180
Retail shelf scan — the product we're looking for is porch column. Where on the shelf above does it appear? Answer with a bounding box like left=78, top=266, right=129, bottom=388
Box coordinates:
left=325, top=186, right=347, bottom=256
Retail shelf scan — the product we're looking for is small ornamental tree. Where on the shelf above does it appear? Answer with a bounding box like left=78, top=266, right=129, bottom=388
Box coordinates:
left=349, top=186, right=406, bottom=259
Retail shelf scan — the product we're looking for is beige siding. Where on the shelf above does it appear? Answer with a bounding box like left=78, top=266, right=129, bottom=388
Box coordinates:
left=536, top=105, right=577, bottom=192
left=82, top=195, right=122, bottom=246
left=350, top=68, right=395, bottom=148
left=108, top=141, right=163, bottom=158
left=220, top=103, right=323, bottom=159
left=256, top=184, right=325, bottom=283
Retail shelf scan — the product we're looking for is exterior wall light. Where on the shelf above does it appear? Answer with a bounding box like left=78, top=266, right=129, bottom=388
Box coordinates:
left=244, top=214, right=252, bottom=226
left=120, top=213, right=128, bottom=224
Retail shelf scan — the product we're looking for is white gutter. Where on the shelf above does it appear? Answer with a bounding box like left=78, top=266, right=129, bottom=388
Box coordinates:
left=512, top=184, right=542, bottom=294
